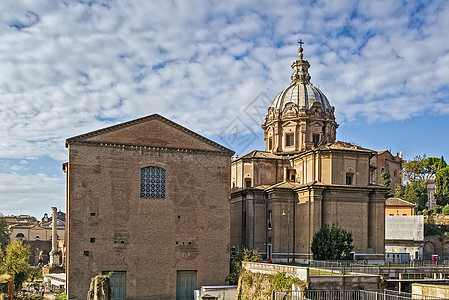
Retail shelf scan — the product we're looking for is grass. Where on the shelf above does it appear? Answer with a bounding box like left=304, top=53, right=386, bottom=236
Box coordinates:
left=308, top=269, right=342, bottom=276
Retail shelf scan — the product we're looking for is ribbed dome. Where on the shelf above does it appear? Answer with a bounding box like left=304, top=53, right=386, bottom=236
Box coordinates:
left=269, top=46, right=332, bottom=113
left=262, top=45, right=338, bottom=154
left=271, top=82, right=332, bottom=112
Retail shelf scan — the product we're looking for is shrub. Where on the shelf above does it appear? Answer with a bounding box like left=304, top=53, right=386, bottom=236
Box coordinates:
left=443, top=205, right=449, bottom=216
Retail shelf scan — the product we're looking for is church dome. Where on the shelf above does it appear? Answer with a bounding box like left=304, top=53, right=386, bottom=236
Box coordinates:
left=262, top=44, right=338, bottom=154
left=271, top=81, right=332, bottom=112
left=269, top=45, right=333, bottom=113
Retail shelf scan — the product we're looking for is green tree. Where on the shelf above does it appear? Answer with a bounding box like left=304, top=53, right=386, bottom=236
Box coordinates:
left=402, top=155, right=440, bottom=184
left=394, top=184, right=405, bottom=199
left=443, top=205, right=449, bottom=216
left=381, top=172, right=392, bottom=197
left=405, top=181, right=427, bottom=211
left=0, top=219, right=9, bottom=250
left=2, top=240, right=31, bottom=289
left=311, top=224, right=354, bottom=260
left=434, top=206, right=443, bottom=214
left=435, top=166, right=449, bottom=206
left=227, top=247, right=260, bottom=285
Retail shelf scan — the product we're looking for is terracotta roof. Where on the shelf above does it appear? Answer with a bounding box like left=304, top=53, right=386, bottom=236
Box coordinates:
left=266, top=181, right=302, bottom=190
left=386, top=198, right=415, bottom=207
left=237, top=150, right=283, bottom=160
left=252, top=185, right=272, bottom=190
left=317, top=141, right=373, bottom=152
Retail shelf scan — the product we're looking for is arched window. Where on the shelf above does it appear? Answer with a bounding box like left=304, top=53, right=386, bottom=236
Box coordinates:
left=50, top=234, right=60, bottom=240
left=35, top=236, right=41, bottom=241
left=140, top=167, right=166, bottom=198
left=346, top=173, right=354, bottom=185
left=15, top=232, right=26, bottom=240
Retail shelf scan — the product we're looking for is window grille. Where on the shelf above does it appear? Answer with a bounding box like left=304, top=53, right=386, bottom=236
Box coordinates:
left=140, top=167, right=166, bottom=198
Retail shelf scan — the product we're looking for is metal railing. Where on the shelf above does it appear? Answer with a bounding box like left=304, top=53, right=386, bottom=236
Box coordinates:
left=272, top=291, right=306, bottom=300
left=272, top=290, right=449, bottom=300
left=307, top=261, right=449, bottom=277
left=309, top=260, right=449, bottom=269
left=303, top=290, right=448, bottom=300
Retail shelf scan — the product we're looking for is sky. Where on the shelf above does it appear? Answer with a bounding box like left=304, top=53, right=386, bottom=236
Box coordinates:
left=1, top=0, right=449, bottom=218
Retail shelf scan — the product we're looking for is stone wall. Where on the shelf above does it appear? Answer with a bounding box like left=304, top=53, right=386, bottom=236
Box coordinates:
left=412, top=283, right=449, bottom=298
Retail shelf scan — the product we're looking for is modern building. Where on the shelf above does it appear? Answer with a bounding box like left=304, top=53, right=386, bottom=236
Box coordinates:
left=230, top=46, right=389, bottom=262
left=427, top=179, right=437, bottom=209
left=65, top=114, right=233, bottom=300
left=385, top=215, right=424, bottom=262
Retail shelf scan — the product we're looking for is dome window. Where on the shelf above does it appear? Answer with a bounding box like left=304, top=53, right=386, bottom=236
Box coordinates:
left=313, top=134, right=320, bottom=147
left=286, top=134, right=294, bottom=147
left=15, top=232, right=26, bottom=240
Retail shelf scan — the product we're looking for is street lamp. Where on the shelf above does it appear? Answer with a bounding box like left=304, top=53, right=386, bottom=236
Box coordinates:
left=282, top=205, right=290, bottom=264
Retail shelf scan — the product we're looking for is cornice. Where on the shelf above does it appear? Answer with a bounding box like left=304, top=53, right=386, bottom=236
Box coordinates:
left=68, top=140, right=233, bottom=156
left=65, top=113, right=234, bottom=155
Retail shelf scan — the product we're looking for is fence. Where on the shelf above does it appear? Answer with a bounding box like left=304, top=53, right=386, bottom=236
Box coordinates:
left=272, top=290, right=449, bottom=300
left=309, top=260, right=449, bottom=269
left=307, top=261, right=449, bottom=277
left=272, top=291, right=305, bottom=300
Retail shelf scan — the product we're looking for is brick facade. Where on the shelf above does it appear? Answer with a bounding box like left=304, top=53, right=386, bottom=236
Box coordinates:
left=65, top=114, right=233, bottom=299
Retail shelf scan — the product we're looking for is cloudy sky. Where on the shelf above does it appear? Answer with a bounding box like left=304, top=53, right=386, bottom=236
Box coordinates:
left=1, top=0, right=448, bottom=217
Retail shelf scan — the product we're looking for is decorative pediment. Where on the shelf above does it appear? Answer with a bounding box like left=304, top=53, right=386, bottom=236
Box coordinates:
left=281, top=121, right=298, bottom=127
left=282, top=102, right=299, bottom=118
left=66, top=114, right=233, bottom=155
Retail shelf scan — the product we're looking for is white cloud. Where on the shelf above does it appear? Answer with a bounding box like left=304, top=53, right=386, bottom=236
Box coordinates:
left=0, top=172, right=65, bottom=217
left=0, top=0, right=448, bottom=162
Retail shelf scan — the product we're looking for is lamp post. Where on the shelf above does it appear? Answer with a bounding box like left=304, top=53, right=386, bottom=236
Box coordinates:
left=282, top=205, right=290, bottom=264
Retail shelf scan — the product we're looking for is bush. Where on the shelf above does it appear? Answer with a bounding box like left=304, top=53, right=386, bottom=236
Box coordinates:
left=443, top=205, right=449, bottom=215
left=227, top=247, right=260, bottom=285
left=311, top=224, right=354, bottom=260
left=417, top=211, right=423, bottom=215
left=434, top=206, right=443, bottom=213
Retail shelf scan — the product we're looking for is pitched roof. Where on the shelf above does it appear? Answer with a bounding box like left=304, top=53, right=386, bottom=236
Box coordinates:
left=237, top=150, right=284, bottom=160
left=317, top=141, right=374, bottom=153
left=386, top=197, right=415, bottom=207
left=66, top=114, right=234, bottom=155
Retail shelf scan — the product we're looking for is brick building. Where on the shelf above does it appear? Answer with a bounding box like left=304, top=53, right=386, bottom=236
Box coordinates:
left=65, top=114, right=233, bottom=299
left=370, top=150, right=403, bottom=194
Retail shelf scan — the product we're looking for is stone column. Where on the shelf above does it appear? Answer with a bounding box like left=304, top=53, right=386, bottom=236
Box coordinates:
left=49, top=207, right=60, bottom=266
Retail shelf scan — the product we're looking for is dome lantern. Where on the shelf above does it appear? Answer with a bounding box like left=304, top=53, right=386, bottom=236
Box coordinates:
left=262, top=42, right=338, bottom=154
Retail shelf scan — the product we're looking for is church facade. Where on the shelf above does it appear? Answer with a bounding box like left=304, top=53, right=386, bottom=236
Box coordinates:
left=230, top=47, right=389, bottom=262
left=65, top=114, right=233, bottom=299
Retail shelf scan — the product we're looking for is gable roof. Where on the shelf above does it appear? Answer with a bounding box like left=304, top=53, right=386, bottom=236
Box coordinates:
left=66, top=114, right=234, bottom=155
left=386, top=197, right=415, bottom=207
left=236, top=150, right=284, bottom=160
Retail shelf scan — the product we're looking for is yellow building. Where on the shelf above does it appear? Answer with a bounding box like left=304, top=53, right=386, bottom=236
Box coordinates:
left=385, top=198, right=415, bottom=216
